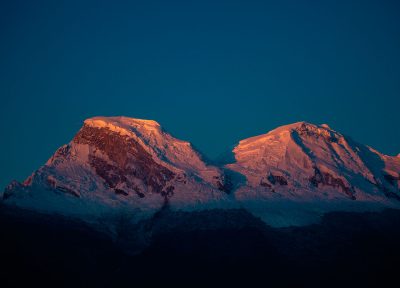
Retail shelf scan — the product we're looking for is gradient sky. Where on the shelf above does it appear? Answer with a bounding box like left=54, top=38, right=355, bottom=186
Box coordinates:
left=1, top=0, right=400, bottom=189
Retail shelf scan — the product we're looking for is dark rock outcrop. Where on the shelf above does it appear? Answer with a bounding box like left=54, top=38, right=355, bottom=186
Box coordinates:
left=309, top=167, right=356, bottom=200
left=74, top=125, right=175, bottom=195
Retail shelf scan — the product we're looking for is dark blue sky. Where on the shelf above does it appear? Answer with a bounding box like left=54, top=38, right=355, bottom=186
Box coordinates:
left=1, top=0, right=399, bottom=188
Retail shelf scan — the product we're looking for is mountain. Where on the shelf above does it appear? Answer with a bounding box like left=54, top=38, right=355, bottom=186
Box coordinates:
left=2, top=117, right=400, bottom=227
left=225, top=122, right=400, bottom=226
left=227, top=122, right=400, bottom=201
left=2, top=117, right=229, bottom=220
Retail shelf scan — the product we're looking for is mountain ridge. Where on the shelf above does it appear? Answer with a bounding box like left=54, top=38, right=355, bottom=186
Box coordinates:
left=2, top=116, right=400, bottom=227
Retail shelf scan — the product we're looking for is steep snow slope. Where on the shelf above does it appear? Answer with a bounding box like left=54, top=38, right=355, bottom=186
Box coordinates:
left=227, top=122, right=400, bottom=201
left=3, top=117, right=228, bottom=219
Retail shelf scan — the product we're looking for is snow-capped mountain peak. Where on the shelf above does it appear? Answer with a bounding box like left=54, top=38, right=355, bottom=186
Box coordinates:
left=84, top=117, right=162, bottom=137
left=227, top=121, right=399, bottom=202
left=3, top=116, right=228, bottom=218
left=82, top=116, right=217, bottom=181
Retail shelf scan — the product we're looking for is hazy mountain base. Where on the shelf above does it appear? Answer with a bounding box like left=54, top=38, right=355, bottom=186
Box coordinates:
left=1, top=204, right=400, bottom=288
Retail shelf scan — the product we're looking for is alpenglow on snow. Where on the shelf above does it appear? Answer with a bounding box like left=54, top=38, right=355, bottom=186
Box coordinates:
left=3, top=117, right=400, bottom=227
